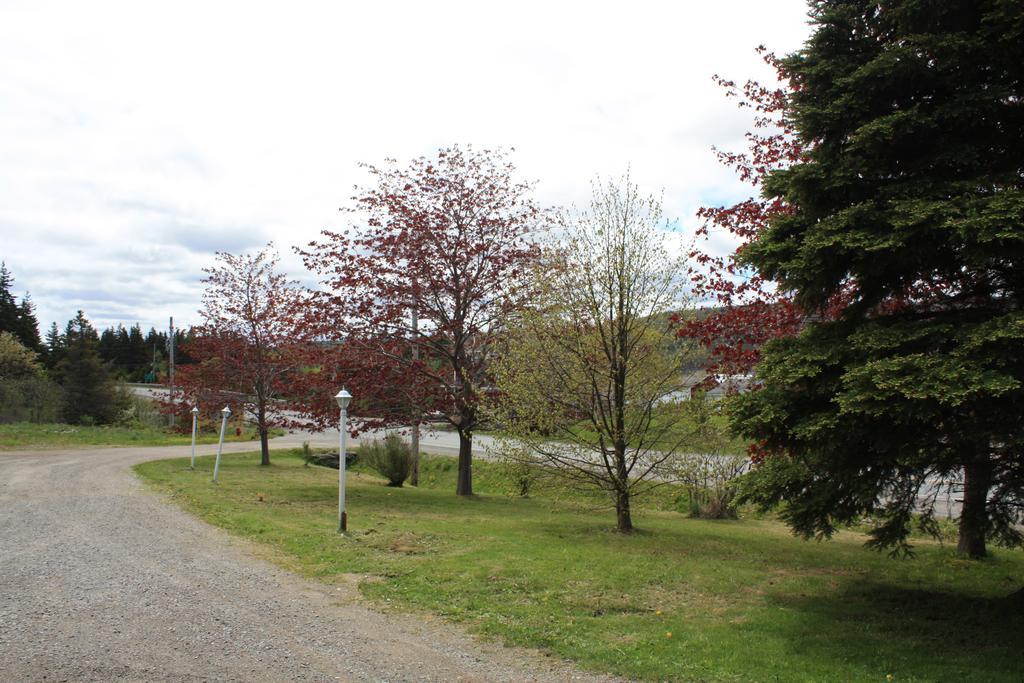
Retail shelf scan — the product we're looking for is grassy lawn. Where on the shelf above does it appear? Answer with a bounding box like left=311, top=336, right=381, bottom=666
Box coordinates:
left=135, top=450, right=1023, bottom=682
left=0, top=422, right=270, bottom=450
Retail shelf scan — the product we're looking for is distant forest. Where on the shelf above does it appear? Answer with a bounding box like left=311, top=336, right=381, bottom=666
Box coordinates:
left=94, top=324, right=195, bottom=382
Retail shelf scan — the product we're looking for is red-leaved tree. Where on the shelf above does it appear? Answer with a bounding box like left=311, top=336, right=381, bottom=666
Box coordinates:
left=676, top=49, right=808, bottom=410
left=299, top=145, right=543, bottom=496
left=172, top=245, right=316, bottom=466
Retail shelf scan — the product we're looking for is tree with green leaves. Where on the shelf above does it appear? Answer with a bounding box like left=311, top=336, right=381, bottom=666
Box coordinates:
left=491, top=175, right=694, bottom=532
left=732, top=0, right=1024, bottom=561
left=0, top=331, right=43, bottom=380
left=0, top=331, right=61, bottom=424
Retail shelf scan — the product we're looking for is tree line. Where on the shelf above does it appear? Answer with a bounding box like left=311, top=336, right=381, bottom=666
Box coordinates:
left=0, top=264, right=195, bottom=425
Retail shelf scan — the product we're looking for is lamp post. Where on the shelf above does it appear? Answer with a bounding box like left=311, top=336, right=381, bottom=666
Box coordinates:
left=212, top=405, right=231, bottom=483
left=189, top=406, right=199, bottom=469
left=335, top=388, right=352, bottom=534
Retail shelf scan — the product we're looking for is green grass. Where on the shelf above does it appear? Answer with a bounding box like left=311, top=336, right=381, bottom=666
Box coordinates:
left=135, top=450, right=1024, bottom=682
left=0, top=422, right=271, bottom=450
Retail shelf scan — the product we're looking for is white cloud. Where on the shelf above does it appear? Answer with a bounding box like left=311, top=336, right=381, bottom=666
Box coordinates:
left=0, top=0, right=810, bottom=331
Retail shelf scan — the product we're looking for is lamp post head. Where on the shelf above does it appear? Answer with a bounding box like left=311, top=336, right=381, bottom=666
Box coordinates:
left=221, top=405, right=232, bottom=418
left=191, top=406, right=199, bottom=416
left=335, top=388, right=352, bottom=411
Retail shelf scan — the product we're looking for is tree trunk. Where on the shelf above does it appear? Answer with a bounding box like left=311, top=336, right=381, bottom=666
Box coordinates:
left=410, top=297, right=420, bottom=487
left=456, top=429, right=473, bottom=496
left=259, top=427, right=270, bottom=466
left=257, top=395, right=271, bottom=466
left=613, top=441, right=632, bottom=531
left=615, top=488, right=633, bottom=533
left=410, top=419, right=420, bottom=487
left=957, top=458, right=992, bottom=558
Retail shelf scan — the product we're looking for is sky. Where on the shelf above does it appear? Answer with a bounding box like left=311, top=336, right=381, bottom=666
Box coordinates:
left=0, top=0, right=812, bottom=333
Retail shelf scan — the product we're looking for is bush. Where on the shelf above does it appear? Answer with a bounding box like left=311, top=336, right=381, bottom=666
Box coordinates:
left=294, top=442, right=357, bottom=469
left=361, top=434, right=412, bottom=487
left=674, top=394, right=748, bottom=520
left=115, top=390, right=166, bottom=430
left=0, top=377, right=63, bottom=424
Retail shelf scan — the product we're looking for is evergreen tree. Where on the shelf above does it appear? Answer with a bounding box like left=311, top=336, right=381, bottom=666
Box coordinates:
left=98, top=326, right=118, bottom=363
left=54, top=311, right=120, bottom=424
left=0, top=263, right=17, bottom=333
left=0, top=263, right=41, bottom=351
left=16, top=295, right=42, bottom=352
left=144, top=327, right=167, bottom=379
left=127, top=324, right=148, bottom=380
left=734, top=1, right=1024, bottom=559
left=43, top=322, right=64, bottom=370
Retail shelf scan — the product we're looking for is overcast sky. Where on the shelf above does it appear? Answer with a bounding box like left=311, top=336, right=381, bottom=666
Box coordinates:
left=1, top=0, right=812, bottom=333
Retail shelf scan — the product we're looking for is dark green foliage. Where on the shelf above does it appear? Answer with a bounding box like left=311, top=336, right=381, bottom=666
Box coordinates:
left=53, top=311, right=125, bottom=425
left=93, top=322, right=190, bottom=381
left=735, top=1, right=1024, bottom=557
left=42, top=322, right=63, bottom=370
left=361, top=434, right=412, bottom=487
left=0, top=263, right=42, bottom=352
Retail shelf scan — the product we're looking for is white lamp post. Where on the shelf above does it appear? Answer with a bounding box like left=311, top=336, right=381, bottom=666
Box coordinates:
left=335, top=388, right=352, bottom=534
left=212, top=405, right=232, bottom=483
left=189, top=406, right=199, bottom=469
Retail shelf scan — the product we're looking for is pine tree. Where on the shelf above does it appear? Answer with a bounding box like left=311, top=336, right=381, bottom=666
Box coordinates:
left=43, top=322, right=64, bottom=370
left=0, top=263, right=17, bottom=333
left=0, top=264, right=42, bottom=352
left=733, top=0, right=1024, bottom=559
left=144, top=327, right=166, bottom=379
left=16, top=295, right=42, bottom=353
left=54, top=311, right=120, bottom=425
left=127, top=324, right=147, bottom=380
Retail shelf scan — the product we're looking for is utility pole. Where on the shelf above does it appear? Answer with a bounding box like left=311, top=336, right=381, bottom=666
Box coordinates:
left=168, top=316, right=176, bottom=428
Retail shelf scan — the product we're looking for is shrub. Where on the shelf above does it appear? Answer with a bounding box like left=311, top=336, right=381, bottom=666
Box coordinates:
left=361, top=434, right=412, bottom=487
left=0, top=377, right=63, bottom=424
left=674, top=394, right=748, bottom=520
left=0, top=331, right=43, bottom=380
left=115, top=390, right=166, bottom=430
left=295, top=443, right=357, bottom=469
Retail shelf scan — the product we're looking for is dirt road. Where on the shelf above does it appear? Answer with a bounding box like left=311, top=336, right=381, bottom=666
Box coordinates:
left=0, top=442, right=613, bottom=682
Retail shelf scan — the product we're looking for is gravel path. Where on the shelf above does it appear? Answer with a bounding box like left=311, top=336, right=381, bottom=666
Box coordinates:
left=0, top=442, right=617, bottom=682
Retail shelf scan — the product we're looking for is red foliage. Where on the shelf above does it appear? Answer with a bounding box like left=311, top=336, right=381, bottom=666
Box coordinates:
left=675, top=49, right=807, bottom=378
left=298, top=145, right=544, bottom=494
left=677, top=47, right=975, bottom=380
left=168, top=246, right=318, bottom=463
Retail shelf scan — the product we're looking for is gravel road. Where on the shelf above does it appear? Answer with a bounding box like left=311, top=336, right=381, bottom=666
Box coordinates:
left=0, top=442, right=617, bottom=682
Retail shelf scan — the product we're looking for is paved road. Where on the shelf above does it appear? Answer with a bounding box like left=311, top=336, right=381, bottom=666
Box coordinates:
left=0, top=441, right=613, bottom=682
left=278, top=424, right=502, bottom=460
left=130, top=384, right=501, bottom=459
